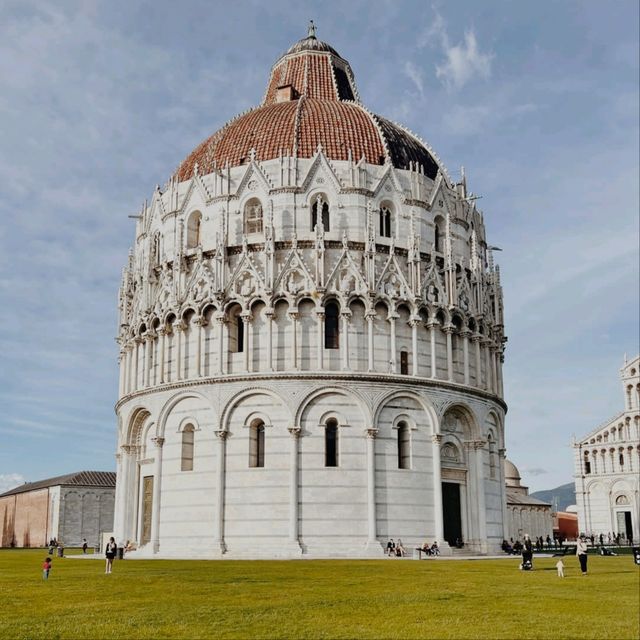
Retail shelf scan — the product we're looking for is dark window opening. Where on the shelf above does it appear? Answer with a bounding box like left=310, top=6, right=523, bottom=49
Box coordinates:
left=311, top=198, right=330, bottom=231
left=325, top=419, right=338, bottom=467
left=619, top=453, right=624, bottom=467
left=249, top=421, right=265, bottom=468
left=397, top=422, right=410, bottom=469
left=379, top=206, right=392, bottom=237
left=237, top=315, right=244, bottom=353
left=325, top=303, right=340, bottom=349
left=434, top=225, right=441, bottom=252
left=584, top=460, right=591, bottom=475
left=400, top=350, right=409, bottom=375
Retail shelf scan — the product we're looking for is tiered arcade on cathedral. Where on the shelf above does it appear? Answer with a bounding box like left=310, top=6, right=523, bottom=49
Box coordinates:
left=113, top=26, right=508, bottom=558
left=574, top=355, right=640, bottom=541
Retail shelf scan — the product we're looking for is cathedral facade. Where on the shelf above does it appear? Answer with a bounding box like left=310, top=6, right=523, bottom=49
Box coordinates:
left=113, top=27, right=508, bottom=558
left=574, top=355, right=640, bottom=542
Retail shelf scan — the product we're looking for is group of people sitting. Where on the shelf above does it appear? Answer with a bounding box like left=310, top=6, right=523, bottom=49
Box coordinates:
left=385, top=538, right=407, bottom=557
left=418, top=541, right=441, bottom=556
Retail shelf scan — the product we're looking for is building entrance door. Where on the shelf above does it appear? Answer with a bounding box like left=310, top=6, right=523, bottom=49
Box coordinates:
left=616, top=511, right=633, bottom=540
left=442, top=482, right=462, bottom=546
left=141, top=476, right=154, bottom=545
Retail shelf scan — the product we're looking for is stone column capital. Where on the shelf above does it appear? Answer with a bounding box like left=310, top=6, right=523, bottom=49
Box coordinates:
left=365, top=427, right=379, bottom=439
left=287, top=311, right=299, bottom=321
left=175, top=320, right=187, bottom=332
left=288, top=426, right=302, bottom=439
left=426, top=318, right=440, bottom=329
left=471, top=333, right=483, bottom=343
left=157, top=326, right=168, bottom=337
left=459, top=329, right=472, bottom=338
left=120, top=444, right=136, bottom=455
left=498, top=447, right=507, bottom=458
left=442, top=324, right=455, bottom=334
left=151, top=437, right=165, bottom=449
left=145, top=332, right=158, bottom=342
left=194, top=315, right=208, bottom=327
left=240, top=312, right=253, bottom=324
left=431, top=434, right=443, bottom=445
left=408, top=316, right=421, bottom=328
left=215, top=429, right=229, bottom=440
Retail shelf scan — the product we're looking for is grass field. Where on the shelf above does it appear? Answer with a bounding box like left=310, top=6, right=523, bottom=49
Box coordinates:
left=0, top=551, right=638, bottom=639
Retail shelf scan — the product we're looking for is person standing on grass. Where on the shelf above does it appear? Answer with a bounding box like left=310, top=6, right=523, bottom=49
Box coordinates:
left=42, top=557, right=52, bottom=580
left=82, top=539, right=88, bottom=554
left=576, top=535, right=589, bottom=575
left=105, top=536, right=117, bottom=574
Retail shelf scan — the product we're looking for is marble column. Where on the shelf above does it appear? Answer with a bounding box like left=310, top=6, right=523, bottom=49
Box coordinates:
left=175, top=321, right=186, bottom=381
left=215, top=314, right=225, bottom=375
left=428, top=320, right=437, bottom=378
left=473, top=334, right=482, bottom=389
left=431, top=434, right=445, bottom=544
left=474, top=440, right=488, bottom=552
left=366, top=312, right=375, bottom=372
left=498, top=448, right=509, bottom=540
left=462, top=330, right=470, bottom=386
left=484, top=340, right=493, bottom=393
left=195, top=317, right=205, bottom=377
left=410, top=317, right=419, bottom=376
left=388, top=313, right=397, bottom=373
left=341, top=311, right=351, bottom=371
left=365, top=428, right=378, bottom=544
left=288, top=427, right=301, bottom=545
left=119, top=445, right=135, bottom=542
left=133, top=338, right=141, bottom=390
left=150, top=437, right=164, bottom=552
left=118, top=351, right=125, bottom=397
left=113, top=452, right=123, bottom=543
left=444, top=325, right=454, bottom=382
left=316, top=310, right=325, bottom=370
left=266, top=308, right=275, bottom=371
left=241, top=313, right=252, bottom=372
left=144, top=333, right=155, bottom=388
left=214, top=430, right=228, bottom=553
left=288, top=311, right=299, bottom=371
left=491, top=348, right=498, bottom=396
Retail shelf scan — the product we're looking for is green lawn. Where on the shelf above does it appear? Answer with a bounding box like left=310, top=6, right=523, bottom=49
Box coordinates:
left=0, top=551, right=638, bottom=639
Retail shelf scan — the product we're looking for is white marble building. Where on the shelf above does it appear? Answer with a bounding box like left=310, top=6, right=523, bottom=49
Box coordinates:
left=574, top=355, right=640, bottom=542
left=113, top=26, right=509, bottom=558
left=504, top=460, right=553, bottom=542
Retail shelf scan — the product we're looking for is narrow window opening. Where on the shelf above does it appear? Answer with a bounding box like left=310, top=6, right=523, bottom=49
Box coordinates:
left=249, top=420, right=265, bottom=468
left=379, top=206, right=392, bottom=238
left=237, top=315, right=244, bottom=353
left=186, top=212, right=202, bottom=249
left=619, top=453, right=624, bottom=467
left=397, top=422, right=410, bottom=469
left=325, top=419, right=338, bottom=467
left=584, top=459, right=591, bottom=475
left=311, top=196, right=330, bottom=231
left=324, top=302, right=340, bottom=349
left=181, top=425, right=195, bottom=471
left=244, top=198, right=263, bottom=234
left=400, top=350, right=409, bottom=375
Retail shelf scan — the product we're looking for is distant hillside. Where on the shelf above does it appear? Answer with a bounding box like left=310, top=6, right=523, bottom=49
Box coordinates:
left=530, top=483, right=576, bottom=511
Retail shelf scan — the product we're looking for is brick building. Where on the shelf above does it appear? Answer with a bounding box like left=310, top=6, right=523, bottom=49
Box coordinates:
left=0, top=471, right=115, bottom=548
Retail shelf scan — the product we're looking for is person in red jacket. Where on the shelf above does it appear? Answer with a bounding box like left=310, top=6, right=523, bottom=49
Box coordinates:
left=42, top=557, right=52, bottom=580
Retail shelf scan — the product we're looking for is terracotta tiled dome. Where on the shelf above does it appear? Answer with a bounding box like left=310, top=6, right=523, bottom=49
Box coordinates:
left=174, top=26, right=441, bottom=182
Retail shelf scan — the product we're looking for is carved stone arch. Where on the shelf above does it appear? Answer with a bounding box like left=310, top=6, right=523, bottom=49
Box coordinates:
left=440, top=433, right=465, bottom=465
left=125, top=406, right=152, bottom=447
left=483, top=408, right=504, bottom=447
left=220, top=386, right=293, bottom=433
left=372, top=389, right=437, bottom=434
left=156, top=390, right=217, bottom=439
left=294, top=386, right=371, bottom=429
left=317, top=409, right=348, bottom=427
left=440, top=403, right=481, bottom=441
left=179, top=305, right=198, bottom=322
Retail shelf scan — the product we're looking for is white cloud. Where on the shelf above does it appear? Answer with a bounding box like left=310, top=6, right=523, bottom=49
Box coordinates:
left=0, top=473, right=26, bottom=494
left=436, top=30, right=493, bottom=89
left=418, top=9, right=493, bottom=90
left=403, top=61, right=425, bottom=98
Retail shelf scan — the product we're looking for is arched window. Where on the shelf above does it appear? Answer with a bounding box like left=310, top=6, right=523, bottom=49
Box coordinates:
left=228, top=306, right=243, bottom=353
left=325, top=419, right=338, bottom=467
left=488, top=435, right=497, bottom=479
left=619, top=452, right=625, bottom=467
left=324, top=302, right=339, bottom=349
left=151, top=232, right=161, bottom=265
left=434, top=216, right=444, bottom=253
left=379, top=205, right=392, bottom=238
left=311, top=195, right=330, bottom=232
left=186, top=211, right=202, bottom=249
left=583, top=458, right=591, bottom=475
left=181, top=425, right=195, bottom=471
left=400, top=350, right=409, bottom=375
left=397, top=422, right=410, bottom=469
left=244, top=198, right=263, bottom=234
left=249, top=419, right=265, bottom=468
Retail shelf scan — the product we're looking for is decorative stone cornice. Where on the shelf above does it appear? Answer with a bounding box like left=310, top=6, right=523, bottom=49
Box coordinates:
left=115, top=370, right=508, bottom=413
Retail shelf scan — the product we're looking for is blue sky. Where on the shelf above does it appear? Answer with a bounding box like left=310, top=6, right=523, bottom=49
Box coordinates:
left=0, top=0, right=638, bottom=494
